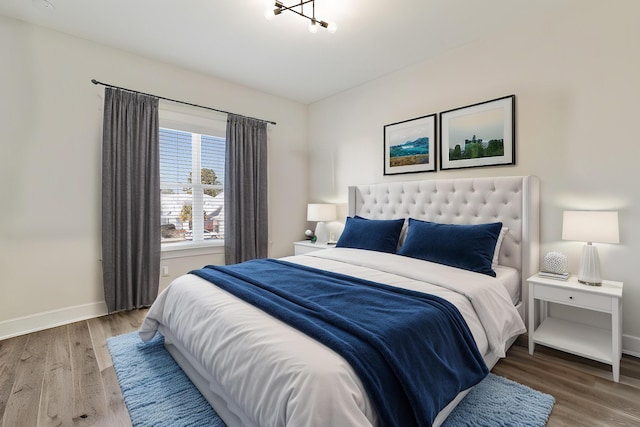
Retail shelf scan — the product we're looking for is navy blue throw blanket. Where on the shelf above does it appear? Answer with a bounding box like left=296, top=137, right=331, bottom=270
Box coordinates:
left=191, top=259, right=488, bottom=427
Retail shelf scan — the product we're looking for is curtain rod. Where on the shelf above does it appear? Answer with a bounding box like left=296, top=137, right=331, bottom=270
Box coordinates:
left=91, top=79, right=276, bottom=125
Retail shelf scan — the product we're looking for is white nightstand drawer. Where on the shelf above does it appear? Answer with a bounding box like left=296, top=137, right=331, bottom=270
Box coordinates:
left=534, top=284, right=611, bottom=312
left=295, top=244, right=323, bottom=255
left=293, top=241, right=333, bottom=256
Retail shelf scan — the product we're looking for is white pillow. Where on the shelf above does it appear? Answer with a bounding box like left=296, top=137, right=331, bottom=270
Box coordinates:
left=492, top=227, right=509, bottom=269
left=397, top=218, right=409, bottom=248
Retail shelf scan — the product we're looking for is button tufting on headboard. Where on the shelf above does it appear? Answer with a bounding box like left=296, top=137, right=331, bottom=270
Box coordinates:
left=347, top=176, right=540, bottom=279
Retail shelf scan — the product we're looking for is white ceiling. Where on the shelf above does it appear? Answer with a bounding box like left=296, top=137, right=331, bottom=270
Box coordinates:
left=1, top=0, right=573, bottom=104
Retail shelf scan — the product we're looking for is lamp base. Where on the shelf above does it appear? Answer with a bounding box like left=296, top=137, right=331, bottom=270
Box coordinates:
left=314, top=221, right=329, bottom=244
left=577, top=244, right=602, bottom=286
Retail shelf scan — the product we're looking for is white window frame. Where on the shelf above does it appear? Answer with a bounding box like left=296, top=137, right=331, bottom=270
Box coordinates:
left=159, top=101, right=226, bottom=254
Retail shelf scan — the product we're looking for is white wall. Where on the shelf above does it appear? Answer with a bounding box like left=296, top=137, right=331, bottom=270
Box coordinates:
left=308, top=2, right=640, bottom=354
left=0, top=14, right=308, bottom=337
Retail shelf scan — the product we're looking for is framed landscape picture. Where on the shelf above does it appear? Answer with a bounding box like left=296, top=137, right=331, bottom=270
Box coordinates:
left=439, top=95, right=515, bottom=170
left=383, top=114, right=437, bottom=175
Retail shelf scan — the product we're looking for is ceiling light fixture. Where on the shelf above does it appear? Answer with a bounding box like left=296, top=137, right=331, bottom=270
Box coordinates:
left=265, top=0, right=337, bottom=34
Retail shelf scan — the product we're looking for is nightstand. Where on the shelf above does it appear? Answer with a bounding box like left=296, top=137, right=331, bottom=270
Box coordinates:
left=527, top=274, right=623, bottom=382
left=293, top=240, right=335, bottom=255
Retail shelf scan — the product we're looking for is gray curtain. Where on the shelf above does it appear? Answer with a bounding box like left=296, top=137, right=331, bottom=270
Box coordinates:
left=101, top=88, right=160, bottom=313
left=225, top=115, right=269, bottom=264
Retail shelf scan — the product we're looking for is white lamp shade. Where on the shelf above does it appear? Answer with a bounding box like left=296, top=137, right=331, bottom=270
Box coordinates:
left=562, top=211, right=619, bottom=244
left=307, top=204, right=337, bottom=222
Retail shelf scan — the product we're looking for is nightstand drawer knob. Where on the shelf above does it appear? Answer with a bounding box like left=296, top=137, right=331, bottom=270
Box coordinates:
left=569, top=296, right=573, bottom=299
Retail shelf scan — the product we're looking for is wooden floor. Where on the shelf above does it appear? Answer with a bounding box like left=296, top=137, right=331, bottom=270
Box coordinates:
left=1, top=310, right=639, bottom=427
left=0, top=310, right=147, bottom=427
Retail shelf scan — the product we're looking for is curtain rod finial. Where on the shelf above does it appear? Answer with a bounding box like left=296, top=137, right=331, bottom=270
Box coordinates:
left=91, top=79, right=99, bottom=85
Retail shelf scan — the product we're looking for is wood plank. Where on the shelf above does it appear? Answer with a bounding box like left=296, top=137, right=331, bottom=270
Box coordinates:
left=37, top=325, right=73, bottom=427
left=87, top=314, right=133, bottom=427
left=67, top=321, right=108, bottom=426
left=100, top=366, right=132, bottom=427
left=2, top=330, right=49, bottom=427
left=106, top=310, right=146, bottom=338
left=0, top=334, right=28, bottom=419
left=87, top=317, right=113, bottom=372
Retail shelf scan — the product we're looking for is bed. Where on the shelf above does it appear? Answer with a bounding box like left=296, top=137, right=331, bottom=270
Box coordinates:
left=140, top=175, right=540, bottom=427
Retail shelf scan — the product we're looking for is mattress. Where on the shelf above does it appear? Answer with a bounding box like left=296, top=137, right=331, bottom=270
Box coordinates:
left=494, top=265, right=521, bottom=305
left=140, top=248, right=525, bottom=426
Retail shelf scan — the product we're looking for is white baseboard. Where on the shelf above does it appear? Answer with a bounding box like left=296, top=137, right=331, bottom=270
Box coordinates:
left=0, top=302, right=108, bottom=341
left=623, top=334, right=640, bottom=358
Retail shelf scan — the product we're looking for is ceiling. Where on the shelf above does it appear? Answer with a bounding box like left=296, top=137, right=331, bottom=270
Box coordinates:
left=1, top=0, right=572, bottom=104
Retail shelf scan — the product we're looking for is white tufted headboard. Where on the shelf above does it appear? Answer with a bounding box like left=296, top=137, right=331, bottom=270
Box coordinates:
left=348, top=176, right=540, bottom=305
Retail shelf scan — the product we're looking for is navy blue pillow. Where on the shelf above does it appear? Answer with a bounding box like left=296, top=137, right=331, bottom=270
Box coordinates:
left=397, top=218, right=503, bottom=277
left=336, top=216, right=405, bottom=254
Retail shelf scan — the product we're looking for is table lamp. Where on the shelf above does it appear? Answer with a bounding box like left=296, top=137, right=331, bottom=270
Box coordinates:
left=562, top=210, right=619, bottom=285
left=307, top=204, right=336, bottom=244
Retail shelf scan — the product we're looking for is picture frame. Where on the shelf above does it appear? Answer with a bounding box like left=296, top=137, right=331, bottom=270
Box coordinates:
left=439, top=95, right=515, bottom=170
left=383, top=113, right=437, bottom=175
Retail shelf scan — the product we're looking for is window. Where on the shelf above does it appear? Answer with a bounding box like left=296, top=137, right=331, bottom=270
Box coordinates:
left=159, top=127, right=226, bottom=245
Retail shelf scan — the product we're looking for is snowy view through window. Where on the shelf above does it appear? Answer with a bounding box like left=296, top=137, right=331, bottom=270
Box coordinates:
left=159, top=127, right=225, bottom=244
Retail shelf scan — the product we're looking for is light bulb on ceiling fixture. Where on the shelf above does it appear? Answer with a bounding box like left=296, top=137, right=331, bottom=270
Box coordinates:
left=264, top=0, right=283, bottom=21
left=264, top=7, right=283, bottom=20
left=308, top=20, right=319, bottom=33
left=326, top=21, right=337, bottom=33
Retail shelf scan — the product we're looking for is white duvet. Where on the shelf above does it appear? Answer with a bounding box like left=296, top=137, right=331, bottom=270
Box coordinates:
left=140, top=248, right=525, bottom=427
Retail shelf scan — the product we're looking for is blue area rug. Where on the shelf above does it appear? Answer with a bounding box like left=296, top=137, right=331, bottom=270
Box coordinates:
left=107, top=332, right=223, bottom=427
left=441, top=372, right=555, bottom=427
left=107, top=331, right=554, bottom=427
